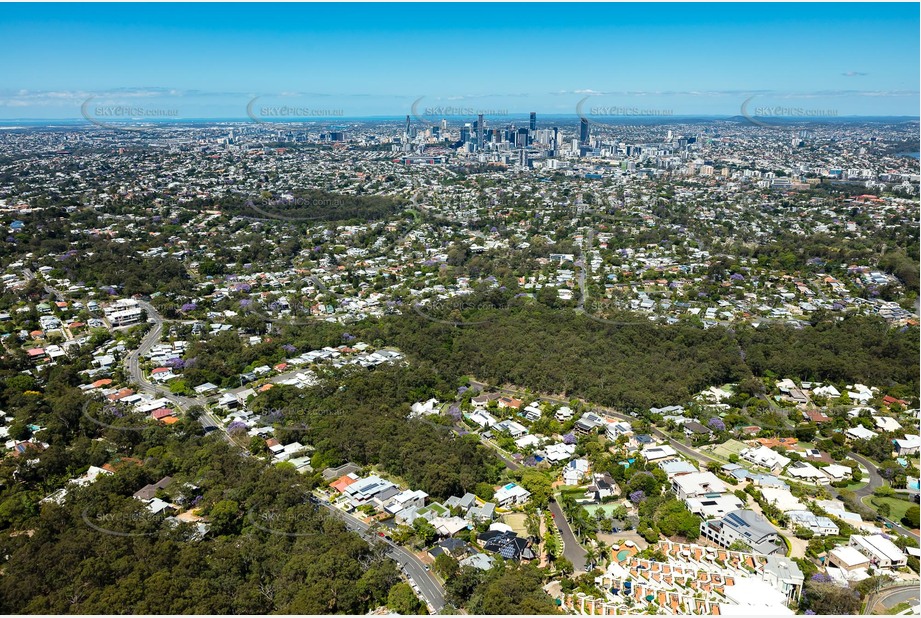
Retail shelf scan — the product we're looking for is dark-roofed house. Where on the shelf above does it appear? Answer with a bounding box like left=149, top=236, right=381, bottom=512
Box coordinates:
left=477, top=530, right=535, bottom=561
left=134, top=476, right=174, bottom=501
left=699, top=509, right=784, bottom=555
left=321, top=462, right=361, bottom=481
left=683, top=421, right=713, bottom=438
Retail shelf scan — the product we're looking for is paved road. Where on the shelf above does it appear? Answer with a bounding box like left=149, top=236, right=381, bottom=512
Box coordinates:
left=322, top=500, right=447, bottom=613
left=126, top=298, right=447, bottom=611
left=864, top=584, right=920, bottom=614
left=548, top=498, right=587, bottom=571
left=837, top=452, right=919, bottom=541
left=124, top=300, right=224, bottom=433
left=848, top=452, right=884, bottom=499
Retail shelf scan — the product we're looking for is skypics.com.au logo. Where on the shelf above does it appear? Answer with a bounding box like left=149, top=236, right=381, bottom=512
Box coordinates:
left=244, top=194, right=348, bottom=222
left=246, top=95, right=345, bottom=124
left=81, top=96, right=179, bottom=131
left=740, top=96, right=838, bottom=128
left=410, top=96, right=510, bottom=128
left=576, top=95, right=674, bottom=130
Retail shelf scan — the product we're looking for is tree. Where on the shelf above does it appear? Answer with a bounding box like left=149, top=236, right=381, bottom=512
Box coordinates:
left=584, top=546, right=598, bottom=570
left=801, top=581, right=860, bottom=615
left=903, top=505, right=920, bottom=528
left=876, top=501, right=891, bottom=519
left=433, top=554, right=459, bottom=581
left=209, top=499, right=241, bottom=535
left=556, top=557, right=574, bottom=576
left=388, top=582, right=423, bottom=614
left=413, top=517, right=438, bottom=546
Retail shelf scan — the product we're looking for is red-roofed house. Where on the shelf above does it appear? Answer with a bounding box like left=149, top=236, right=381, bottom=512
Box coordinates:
left=331, top=475, right=358, bottom=493
left=91, top=378, right=113, bottom=389
left=803, top=409, right=831, bottom=423
left=151, top=408, right=174, bottom=421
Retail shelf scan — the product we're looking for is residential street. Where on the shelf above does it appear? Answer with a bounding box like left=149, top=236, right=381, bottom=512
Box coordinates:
left=548, top=497, right=587, bottom=571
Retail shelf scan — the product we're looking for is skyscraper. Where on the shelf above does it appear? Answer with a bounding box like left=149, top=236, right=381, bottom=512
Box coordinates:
left=477, top=114, right=484, bottom=149
left=529, top=112, right=536, bottom=131
left=580, top=117, right=590, bottom=145
left=405, top=115, right=410, bottom=137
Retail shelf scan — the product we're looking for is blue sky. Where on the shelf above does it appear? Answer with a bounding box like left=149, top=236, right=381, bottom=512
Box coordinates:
left=0, top=3, right=918, bottom=120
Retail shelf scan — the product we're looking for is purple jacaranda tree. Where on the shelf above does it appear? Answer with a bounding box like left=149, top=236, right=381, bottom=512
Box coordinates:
left=563, top=433, right=577, bottom=445
left=708, top=417, right=726, bottom=431
left=629, top=490, right=646, bottom=505
left=180, top=302, right=197, bottom=312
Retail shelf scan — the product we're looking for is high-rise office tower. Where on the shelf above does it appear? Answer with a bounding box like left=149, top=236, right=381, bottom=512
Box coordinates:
left=517, top=128, right=529, bottom=147
left=405, top=115, right=411, bottom=137
left=477, top=114, right=484, bottom=149
left=529, top=112, right=536, bottom=131
left=580, top=118, right=590, bottom=145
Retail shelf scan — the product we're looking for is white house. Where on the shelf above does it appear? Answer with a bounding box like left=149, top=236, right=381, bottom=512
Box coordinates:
left=605, top=421, right=633, bottom=442
left=641, top=444, right=677, bottom=462
left=467, top=410, right=496, bottom=428
left=845, top=426, right=878, bottom=441
left=821, top=464, right=853, bottom=483
left=786, top=510, right=839, bottom=536
left=786, top=461, right=829, bottom=485
left=563, top=458, right=590, bottom=486
left=671, top=471, right=726, bottom=500
left=494, top=482, right=530, bottom=508
left=872, top=416, right=902, bottom=433
left=741, top=445, right=791, bottom=472
left=893, top=434, right=921, bottom=456
left=850, top=534, right=907, bottom=569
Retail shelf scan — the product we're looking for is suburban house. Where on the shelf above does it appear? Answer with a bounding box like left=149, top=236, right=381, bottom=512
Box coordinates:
left=497, top=396, right=523, bottom=410
left=849, top=534, right=907, bottom=569
left=554, top=406, right=574, bottom=422
left=671, top=471, right=726, bottom=500
left=845, top=426, right=878, bottom=441
left=740, top=445, right=790, bottom=472
left=641, top=444, right=677, bottom=462
left=343, top=476, right=398, bottom=508
left=494, top=419, right=528, bottom=438
left=786, top=510, right=839, bottom=536
left=827, top=546, right=871, bottom=572
left=494, top=482, right=531, bottom=507
left=471, top=393, right=499, bottom=407
left=786, top=461, right=830, bottom=484
left=893, top=434, right=921, bottom=456
left=685, top=494, right=746, bottom=519
left=605, top=421, right=633, bottom=442
left=563, top=458, right=591, bottom=486
left=683, top=420, right=713, bottom=439
left=467, top=409, right=496, bottom=428
left=872, top=416, right=902, bottom=432
left=477, top=528, right=535, bottom=561
left=700, top=509, right=785, bottom=555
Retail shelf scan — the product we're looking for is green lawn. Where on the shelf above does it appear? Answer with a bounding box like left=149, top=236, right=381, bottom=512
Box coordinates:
left=865, top=496, right=915, bottom=523
left=843, top=480, right=869, bottom=492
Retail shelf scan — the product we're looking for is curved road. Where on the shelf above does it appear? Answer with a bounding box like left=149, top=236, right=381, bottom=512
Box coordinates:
left=548, top=498, right=587, bottom=571
left=125, top=300, right=224, bottom=432
left=327, top=502, right=446, bottom=613
left=863, top=584, right=920, bottom=615
left=127, top=299, right=448, bottom=612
